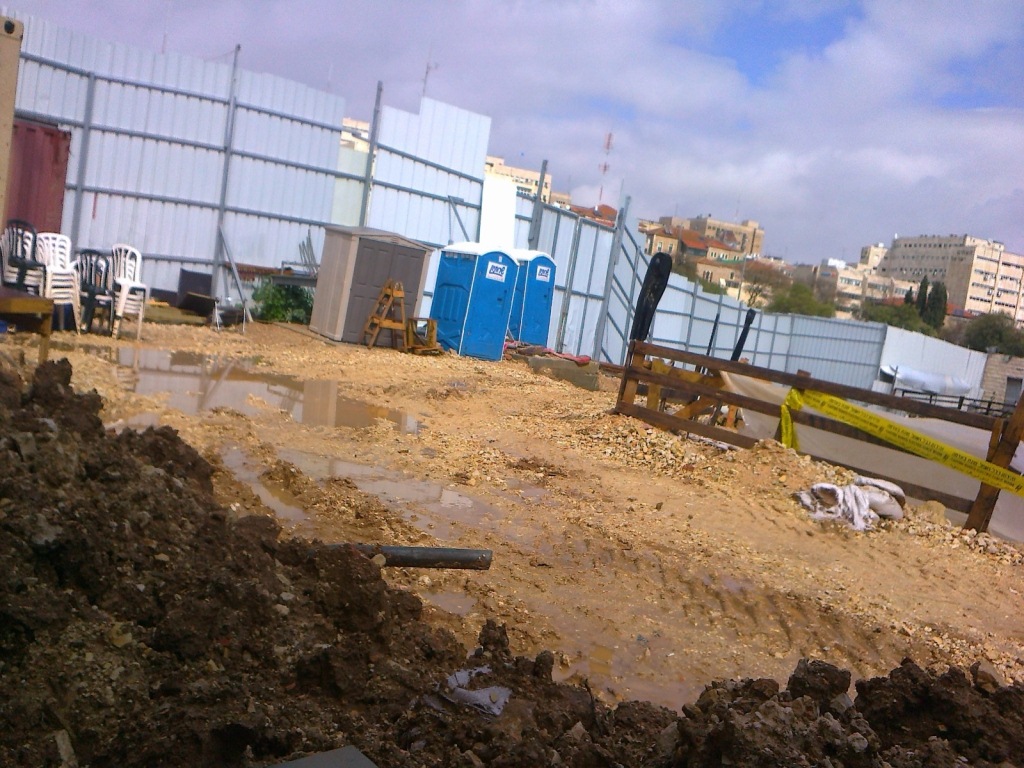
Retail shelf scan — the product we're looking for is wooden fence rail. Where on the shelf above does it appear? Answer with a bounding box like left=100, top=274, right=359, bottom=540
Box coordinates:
left=613, top=340, right=1023, bottom=531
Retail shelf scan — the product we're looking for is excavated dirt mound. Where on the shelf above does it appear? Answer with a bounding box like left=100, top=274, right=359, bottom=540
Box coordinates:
left=2, top=359, right=1023, bottom=767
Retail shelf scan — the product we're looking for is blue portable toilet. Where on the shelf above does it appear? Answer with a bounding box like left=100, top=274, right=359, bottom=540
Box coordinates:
left=430, top=243, right=519, bottom=360
left=507, top=249, right=556, bottom=346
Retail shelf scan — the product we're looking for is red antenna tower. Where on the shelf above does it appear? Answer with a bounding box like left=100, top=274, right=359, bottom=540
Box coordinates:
left=597, top=131, right=613, bottom=204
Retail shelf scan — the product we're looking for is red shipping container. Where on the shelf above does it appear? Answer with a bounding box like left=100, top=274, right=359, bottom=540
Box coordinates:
left=4, top=118, right=71, bottom=233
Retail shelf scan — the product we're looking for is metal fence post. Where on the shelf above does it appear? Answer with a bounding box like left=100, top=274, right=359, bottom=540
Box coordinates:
left=359, top=81, right=383, bottom=227
left=554, top=215, right=582, bottom=353
left=592, top=195, right=630, bottom=362
left=69, top=71, right=95, bottom=250
left=212, top=44, right=240, bottom=300
left=526, top=159, right=547, bottom=250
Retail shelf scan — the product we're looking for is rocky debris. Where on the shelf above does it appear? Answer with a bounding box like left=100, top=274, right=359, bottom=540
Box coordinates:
left=673, top=658, right=1024, bottom=768
left=2, top=359, right=1024, bottom=767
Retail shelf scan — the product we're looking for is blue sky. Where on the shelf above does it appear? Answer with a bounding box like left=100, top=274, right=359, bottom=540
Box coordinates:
left=5, top=0, right=1023, bottom=264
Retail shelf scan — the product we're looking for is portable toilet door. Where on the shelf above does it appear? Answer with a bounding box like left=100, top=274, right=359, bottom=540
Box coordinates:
left=508, top=250, right=556, bottom=346
left=430, top=244, right=518, bottom=360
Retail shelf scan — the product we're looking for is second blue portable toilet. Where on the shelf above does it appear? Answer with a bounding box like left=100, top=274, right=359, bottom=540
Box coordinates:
left=507, top=249, right=556, bottom=346
left=430, top=243, right=518, bottom=360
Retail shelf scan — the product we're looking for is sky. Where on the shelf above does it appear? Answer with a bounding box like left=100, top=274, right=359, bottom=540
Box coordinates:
left=8, top=0, right=1024, bottom=264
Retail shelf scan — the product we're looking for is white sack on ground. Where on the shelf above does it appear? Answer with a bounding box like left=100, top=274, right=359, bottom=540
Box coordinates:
left=795, top=477, right=906, bottom=531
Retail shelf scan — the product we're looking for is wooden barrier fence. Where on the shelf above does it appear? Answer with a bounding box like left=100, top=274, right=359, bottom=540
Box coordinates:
left=613, top=340, right=1024, bottom=532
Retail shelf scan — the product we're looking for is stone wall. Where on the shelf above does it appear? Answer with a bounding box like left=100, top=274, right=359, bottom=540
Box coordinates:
left=981, top=353, right=1024, bottom=407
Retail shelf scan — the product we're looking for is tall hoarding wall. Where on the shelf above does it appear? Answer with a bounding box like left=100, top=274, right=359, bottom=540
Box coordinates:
left=7, top=11, right=346, bottom=297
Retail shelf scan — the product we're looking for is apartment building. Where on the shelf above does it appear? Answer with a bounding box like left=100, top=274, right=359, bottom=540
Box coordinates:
left=876, top=235, right=1024, bottom=324
left=834, top=264, right=916, bottom=317
left=647, top=226, right=737, bottom=264
left=860, top=243, right=888, bottom=270
left=485, top=156, right=553, bottom=202
left=658, top=215, right=764, bottom=256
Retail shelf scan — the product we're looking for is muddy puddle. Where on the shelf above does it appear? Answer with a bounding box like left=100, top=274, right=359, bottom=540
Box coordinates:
left=67, top=345, right=420, bottom=432
left=225, top=444, right=708, bottom=705
left=274, top=450, right=511, bottom=541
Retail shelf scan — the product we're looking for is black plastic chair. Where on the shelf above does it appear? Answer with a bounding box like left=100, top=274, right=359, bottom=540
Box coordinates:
left=1, top=219, right=45, bottom=293
left=78, top=248, right=115, bottom=334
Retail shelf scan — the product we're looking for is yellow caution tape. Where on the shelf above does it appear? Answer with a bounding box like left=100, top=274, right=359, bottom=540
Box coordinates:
left=781, top=388, right=1024, bottom=497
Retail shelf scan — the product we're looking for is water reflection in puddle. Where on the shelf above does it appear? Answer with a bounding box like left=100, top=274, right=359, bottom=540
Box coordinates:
left=221, top=448, right=311, bottom=530
left=74, top=346, right=418, bottom=433
left=278, top=449, right=504, bottom=540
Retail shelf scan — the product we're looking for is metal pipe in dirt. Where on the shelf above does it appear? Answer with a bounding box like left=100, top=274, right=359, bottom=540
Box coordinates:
left=336, top=544, right=493, bottom=570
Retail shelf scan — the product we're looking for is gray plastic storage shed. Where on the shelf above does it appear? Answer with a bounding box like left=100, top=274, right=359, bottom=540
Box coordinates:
left=308, top=226, right=432, bottom=343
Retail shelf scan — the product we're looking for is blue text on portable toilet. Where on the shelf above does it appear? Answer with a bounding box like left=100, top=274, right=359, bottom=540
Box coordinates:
left=507, top=249, right=556, bottom=346
left=429, top=243, right=519, bottom=360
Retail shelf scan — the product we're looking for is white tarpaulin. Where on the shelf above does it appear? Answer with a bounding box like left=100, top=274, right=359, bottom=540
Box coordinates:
left=881, top=365, right=972, bottom=397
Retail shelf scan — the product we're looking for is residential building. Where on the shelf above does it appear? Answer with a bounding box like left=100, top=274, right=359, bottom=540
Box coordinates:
left=835, top=264, right=916, bottom=317
left=570, top=203, right=617, bottom=226
left=792, top=262, right=841, bottom=304
left=860, top=243, right=888, bottom=270
left=696, top=256, right=745, bottom=293
left=485, top=156, right=553, bottom=202
left=646, top=225, right=739, bottom=266
left=659, top=214, right=764, bottom=256
left=876, top=235, right=1024, bottom=325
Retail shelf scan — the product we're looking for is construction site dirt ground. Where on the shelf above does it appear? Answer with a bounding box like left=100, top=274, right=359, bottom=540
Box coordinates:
left=2, top=319, right=1023, bottom=766
left=2, top=317, right=1024, bottom=765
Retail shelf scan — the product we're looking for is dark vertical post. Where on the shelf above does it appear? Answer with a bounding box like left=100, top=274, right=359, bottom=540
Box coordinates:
left=731, top=308, right=757, bottom=361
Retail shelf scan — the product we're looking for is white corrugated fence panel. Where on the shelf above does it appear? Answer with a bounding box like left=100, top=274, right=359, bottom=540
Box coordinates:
left=880, top=327, right=987, bottom=397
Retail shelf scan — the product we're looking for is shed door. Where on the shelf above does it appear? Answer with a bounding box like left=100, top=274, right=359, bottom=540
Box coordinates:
left=341, top=239, right=425, bottom=343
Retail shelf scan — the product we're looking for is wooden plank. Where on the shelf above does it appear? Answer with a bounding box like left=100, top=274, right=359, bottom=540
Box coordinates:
left=965, top=396, right=1024, bottom=531
left=616, top=341, right=640, bottom=407
left=633, top=342, right=997, bottom=430
left=0, top=286, right=54, bottom=364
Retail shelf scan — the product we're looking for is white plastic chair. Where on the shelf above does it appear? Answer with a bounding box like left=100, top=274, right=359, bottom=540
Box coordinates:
left=1, top=220, right=44, bottom=293
left=36, top=232, right=81, bottom=332
left=110, top=243, right=148, bottom=339
left=77, top=249, right=115, bottom=334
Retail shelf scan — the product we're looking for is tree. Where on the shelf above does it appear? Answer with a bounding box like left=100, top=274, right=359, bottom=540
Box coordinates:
left=767, top=282, right=835, bottom=317
left=961, top=312, right=1024, bottom=355
left=922, top=281, right=947, bottom=329
left=904, top=288, right=914, bottom=305
left=742, top=260, right=792, bottom=307
left=915, top=276, right=929, bottom=316
left=859, top=302, right=935, bottom=335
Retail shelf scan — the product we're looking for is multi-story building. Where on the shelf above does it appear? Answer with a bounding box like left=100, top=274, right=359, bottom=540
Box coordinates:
left=658, top=215, right=764, bottom=256
left=647, top=225, right=741, bottom=266
left=876, top=235, right=1024, bottom=324
left=860, top=243, right=888, bottom=270
left=834, top=263, right=916, bottom=317
left=485, top=156, right=553, bottom=202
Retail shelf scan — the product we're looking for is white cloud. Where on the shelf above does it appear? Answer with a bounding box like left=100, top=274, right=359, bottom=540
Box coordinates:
left=6, top=0, right=1024, bottom=261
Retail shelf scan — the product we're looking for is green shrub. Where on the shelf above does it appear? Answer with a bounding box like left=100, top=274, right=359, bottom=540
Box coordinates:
left=251, top=279, right=314, bottom=323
